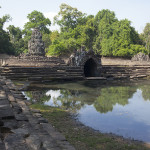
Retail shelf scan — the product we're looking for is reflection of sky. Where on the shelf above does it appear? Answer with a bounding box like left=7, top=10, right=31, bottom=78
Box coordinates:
left=45, top=90, right=62, bottom=106
left=77, top=89, right=150, bottom=143
left=116, top=89, right=150, bottom=126
left=22, top=91, right=30, bottom=100
left=23, top=85, right=150, bottom=143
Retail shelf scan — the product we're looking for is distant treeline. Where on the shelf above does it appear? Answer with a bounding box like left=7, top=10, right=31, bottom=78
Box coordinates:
left=0, top=3, right=150, bottom=58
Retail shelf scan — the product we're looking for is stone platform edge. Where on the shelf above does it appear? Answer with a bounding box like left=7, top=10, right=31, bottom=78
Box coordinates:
left=0, top=75, right=75, bottom=150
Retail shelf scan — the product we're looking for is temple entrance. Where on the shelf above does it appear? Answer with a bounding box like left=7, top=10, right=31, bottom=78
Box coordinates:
left=84, top=58, right=97, bottom=77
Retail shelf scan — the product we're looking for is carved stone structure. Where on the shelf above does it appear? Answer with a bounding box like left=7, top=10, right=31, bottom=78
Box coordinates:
left=68, top=48, right=101, bottom=67
left=132, top=52, right=149, bottom=61
left=28, top=28, right=45, bottom=56
left=68, top=48, right=101, bottom=77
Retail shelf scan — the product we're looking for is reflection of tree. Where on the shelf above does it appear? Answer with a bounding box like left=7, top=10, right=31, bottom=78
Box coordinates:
left=94, top=86, right=136, bottom=113
left=139, top=85, right=150, bottom=101
left=25, top=91, right=51, bottom=104
left=53, top=90, right=85, bottom=113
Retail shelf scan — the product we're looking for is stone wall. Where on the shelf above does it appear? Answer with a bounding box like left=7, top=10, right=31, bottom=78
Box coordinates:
left=101, top=65, right=150, bottom=79
left=101, top=57, right=150, bottom=66
left=0, top=66, right=84, bottom=81
left=0, top=56, right=66, bottom=67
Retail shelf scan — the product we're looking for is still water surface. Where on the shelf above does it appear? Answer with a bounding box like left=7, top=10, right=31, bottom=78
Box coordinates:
left=23, top=80, right=150, bottom=143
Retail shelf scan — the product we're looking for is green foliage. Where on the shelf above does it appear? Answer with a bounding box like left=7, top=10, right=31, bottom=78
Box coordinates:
left=93, top=10, right=142, bottom=57
left=22, top=10, right=51, bottom=54
left=0, top=14, right=11, bottom=27
left=54, top=3, right=86, bottom=32
left=48, top=40, right=68, bottom=56
left=0, top=27, right=14, bottom=54
left=142, top=23, right=150, bottom=54
left=0, top=4, right=148, bottom=57
left=42, top=33, right=51, bottom=53
left=24, top=10, right=51, bottom=34
left=48, top=12, right=96, bottom=56
left=7, top=25, right=24, bottom=55
left=0, top=8, right=14, bottom=54
left=50, top=30, right=59, bottom=42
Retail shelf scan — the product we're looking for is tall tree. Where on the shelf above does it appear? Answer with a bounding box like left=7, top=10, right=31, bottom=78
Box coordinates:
left=7, top=25, right=24, bottom=55
left=23, top=10, right=51, bottom=53
left=0, top=7, right=14, bottom=54
left=93, top=9, right=118, bottom=56
left=24, top=10, right=51, bottom=34
left=93, top=9, right=146, bottom=57
left=54, top=3, right=86, bottom=32
left=143, top=23, right=150, bottom=54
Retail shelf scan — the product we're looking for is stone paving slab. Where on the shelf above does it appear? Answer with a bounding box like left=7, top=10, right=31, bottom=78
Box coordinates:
left=0, top=76, right=76, bottom=150
left=0, top=105, right=14, bottom=119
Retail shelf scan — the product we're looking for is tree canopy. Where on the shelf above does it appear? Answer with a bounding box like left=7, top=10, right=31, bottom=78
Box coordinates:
left=0, top=3, right=149, bottom=57
left=0, top=7, right=14, bottom=54
left=24, top=10, right=51, bottom=34
left=54, top=3, right=86, bottom=32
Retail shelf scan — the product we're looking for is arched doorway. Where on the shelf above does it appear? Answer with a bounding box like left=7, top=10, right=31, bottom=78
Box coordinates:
left=84, top=58, right=97, bottom=77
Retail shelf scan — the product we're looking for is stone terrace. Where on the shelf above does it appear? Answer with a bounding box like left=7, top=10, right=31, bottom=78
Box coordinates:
left=0, top=76, right=75, bottom=150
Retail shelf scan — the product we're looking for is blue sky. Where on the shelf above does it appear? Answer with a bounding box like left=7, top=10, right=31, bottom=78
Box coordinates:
left=1, top=0, right=150, bottom=33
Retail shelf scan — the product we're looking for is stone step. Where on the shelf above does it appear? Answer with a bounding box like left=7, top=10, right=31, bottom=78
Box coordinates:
left=28, top=76, right=83, bottom=81
left=2, top=72, right=83, bottom=77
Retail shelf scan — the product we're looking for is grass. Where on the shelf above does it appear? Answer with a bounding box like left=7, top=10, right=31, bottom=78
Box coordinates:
left=30, top=104, right=150, bottom=150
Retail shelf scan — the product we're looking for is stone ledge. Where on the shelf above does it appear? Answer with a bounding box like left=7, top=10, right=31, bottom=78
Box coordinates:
left=0, top=76, right=75, bottom=150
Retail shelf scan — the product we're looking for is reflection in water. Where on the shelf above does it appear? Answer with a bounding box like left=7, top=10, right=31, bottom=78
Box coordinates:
left=45, top=89, right=84, bottom=112
left=94, top=86, right=136, bottom=113
left=24, top=90, right=51, bottom=104
left=23, top=80, right=150, bottom=143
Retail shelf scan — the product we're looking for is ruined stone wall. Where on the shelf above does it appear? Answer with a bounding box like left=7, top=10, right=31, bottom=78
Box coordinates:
left=1, top=56, right=66, bottom=67
left=101, top=65, right=150, bottom=79
left=101, top=57, right=150, bottom=66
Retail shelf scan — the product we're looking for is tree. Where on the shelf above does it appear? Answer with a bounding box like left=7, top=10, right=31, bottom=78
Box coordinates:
left=48, top=40, right=68, bottom=56
left=0, top=7, right=14, bottom=54
left=48, top=5, right=147, bottom=58
left=54, top=3, right=86, bottom=32
left=42, top=33, right=51, bottom=53
left=50, top=30, right=59, bottom=43
left=93, top=9, right=145, bottom=57
left=24, top=10, right=51, bottom=34
left=143, top=23, right=150, bottom=54
left=93, top=9, right=117, bottom=56
left=82, top=16, right=96, bottom=50
left=23, top=10, right=51, bottom=53
left=7, top=25, right=24, bottom=55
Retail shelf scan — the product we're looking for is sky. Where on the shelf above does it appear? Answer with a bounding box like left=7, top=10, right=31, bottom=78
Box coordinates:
left=1, top=0, right=150, bottom=33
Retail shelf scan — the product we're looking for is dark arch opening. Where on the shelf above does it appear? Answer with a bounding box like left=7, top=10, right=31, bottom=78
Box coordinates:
left=84, top=58, right=97, bottom=77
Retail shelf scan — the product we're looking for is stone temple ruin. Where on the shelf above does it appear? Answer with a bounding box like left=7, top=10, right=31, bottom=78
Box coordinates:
left=28, top=28, right=45, bottom=56
left=131, top=52, right=149, bottom=61
left=0, top=28, right=102, bottom=80
left=2, top=28, right=150, bottom=80
left=68, top=48, right=101, bottom=77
